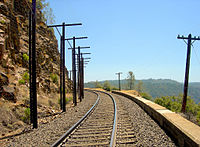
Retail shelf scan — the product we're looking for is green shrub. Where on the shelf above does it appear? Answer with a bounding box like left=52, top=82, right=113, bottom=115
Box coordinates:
left=58, top=97, right=72, bottom=104
left=0, top=20, right=6, bottom=24
left=23, top=53, right=29, bottom=62
left=197, top=111, right=200, bottom=125
left=154, top=95, right=200, bottom=126
left=140, top=92, right=152, bottom=100
left=21, top=108, right=30, bottom=123
left=23, top=72, right=29, bottom=81
left=103, top=81, right=111, bottom=91
left=104, top=87, right=111, bottom=91
left=112, top=87, right=119, bottom=90
left=94, top=80, right=102, bottom=88
left=18, top=72, right=29, bottom=85
left=19, top=79, right=25, bottom=85
left=154, top=95, right=198, bottom=114
left=155, top=96, right=181, bottom=111
left=66, top=97, right=72, bottom=103
left=50, top=73, right=58, bottom=83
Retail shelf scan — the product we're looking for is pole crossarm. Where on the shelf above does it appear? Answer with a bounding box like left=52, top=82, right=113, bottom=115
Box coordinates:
left=66, top=36, right=88, bottom=40
left=47, top=23, right=82, bottom=28
left=68, top=47, right=90, bottom=50
left=76, top=59, right=90, bottom=62
left=81, top=53, right=91, bottom=55
left=76, top=63, right=88, bottom=65
left=47, top=23, right=82, bottom=38
left=76, top=58, right=90, bottom=62
left=75, top=54, right=91, bottom=57
left=116, top=72, right=122, bottom=75
left=177, top=35, right=200, bottom=40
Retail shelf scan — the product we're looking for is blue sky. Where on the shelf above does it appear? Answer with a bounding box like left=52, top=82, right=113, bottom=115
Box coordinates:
left=46, top=0, right=200, bottom=82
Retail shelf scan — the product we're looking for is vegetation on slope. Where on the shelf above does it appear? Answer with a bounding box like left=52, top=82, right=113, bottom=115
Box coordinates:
left=85, top=79, right=200, bottom=103
left=155, top=95, right=200, bottom=125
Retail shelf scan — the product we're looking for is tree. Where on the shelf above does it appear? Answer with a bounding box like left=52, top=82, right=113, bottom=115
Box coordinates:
left=103, top=81, right=111, bottom=91
left=95, top=80, right=102, bottom=88
left=29, top=0, right=47, bottom=10
left=136, top=80, right=143, bottom=93
left=43, top=3, right=55, bottom=24
left=30, top=0, right=55, bottom=24
left=127, top=71, right=135, bottom=90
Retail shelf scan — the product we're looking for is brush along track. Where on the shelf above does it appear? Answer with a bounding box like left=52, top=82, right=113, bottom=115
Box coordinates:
left=53, top=90, right=117, bottom=147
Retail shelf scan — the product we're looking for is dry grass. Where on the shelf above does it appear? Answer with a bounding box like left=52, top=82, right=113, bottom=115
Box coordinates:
left=120, top=90, right=141, bottom=97
left=85, top=88, right=106, bottom=92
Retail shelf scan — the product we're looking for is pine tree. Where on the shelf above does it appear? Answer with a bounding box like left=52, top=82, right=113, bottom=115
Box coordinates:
left=127, top=71, right=135, bottom=90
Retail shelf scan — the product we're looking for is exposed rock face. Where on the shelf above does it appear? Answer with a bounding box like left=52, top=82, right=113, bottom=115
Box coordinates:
left=0, top=72, right=8, bottom=86
left=0, top=0, right=72, bottom=136
left=1, top=85, right=16, bottom=102
left=0, top=0, right=71, bottom=103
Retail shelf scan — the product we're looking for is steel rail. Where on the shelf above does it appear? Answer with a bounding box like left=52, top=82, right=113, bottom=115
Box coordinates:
left=51, top=90, right=100, bottom=147
left=92, top=90, right=117, bottom=147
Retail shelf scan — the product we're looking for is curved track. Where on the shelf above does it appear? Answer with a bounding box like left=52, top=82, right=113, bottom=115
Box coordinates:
left=52, top=90, right=117, bottom=147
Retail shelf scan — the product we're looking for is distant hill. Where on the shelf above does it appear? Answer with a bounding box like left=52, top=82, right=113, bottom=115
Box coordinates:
left=85, top=79, right=200, bottom=103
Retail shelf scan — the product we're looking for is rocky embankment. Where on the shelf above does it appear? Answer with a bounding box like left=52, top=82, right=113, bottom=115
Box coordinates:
left=0, top=0, right=71, bottom=138
left=1, top=91, right=97, bottom=147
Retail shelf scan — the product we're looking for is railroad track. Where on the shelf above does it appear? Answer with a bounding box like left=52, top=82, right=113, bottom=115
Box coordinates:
left=52, top=90, right=117, bottom=147
left=4, top=90, right=176, bottom=146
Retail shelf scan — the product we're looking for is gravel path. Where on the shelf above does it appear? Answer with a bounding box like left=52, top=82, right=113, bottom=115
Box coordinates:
left=112, top=93, right=177, bottom=147
left=3, top=91, right=97, bottom=147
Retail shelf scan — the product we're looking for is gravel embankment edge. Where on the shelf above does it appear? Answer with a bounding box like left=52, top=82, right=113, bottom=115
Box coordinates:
left=112, top=90, right=200, bottom=147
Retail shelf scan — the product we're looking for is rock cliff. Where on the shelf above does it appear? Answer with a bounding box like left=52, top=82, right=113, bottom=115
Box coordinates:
left=0, top=0, right=71, bottom=137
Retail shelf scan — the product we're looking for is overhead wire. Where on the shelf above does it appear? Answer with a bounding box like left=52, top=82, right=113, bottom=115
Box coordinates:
left=55, top=27, right=61, bottom=37
left=192, top=45, right=200, bottom=66
left=66, top=40, right=73, bottom=49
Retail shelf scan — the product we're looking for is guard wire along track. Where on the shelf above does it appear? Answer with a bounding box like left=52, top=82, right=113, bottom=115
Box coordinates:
left=51, top=90, right=117, bottom=147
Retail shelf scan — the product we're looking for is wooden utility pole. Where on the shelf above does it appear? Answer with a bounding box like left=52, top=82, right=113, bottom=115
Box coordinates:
left=60, top=36, right=63, bottom=110
left=76, top=47, right=90, bottom=101
left=62, top=23, right=66, bottom=112
left=77, top=47, right=81, bottom=101
left=67, top=37, right=88, bottom=105
left=80, top=55, right=84, bottom=100
left=48, top=23, right=82, bottom=111
left=116, top=72, right=122, bottom=91
left=29, top=10, right=33, bottom=124
left=72, top=37, right=77, bottom=105
left=80, top=53, right=91, bottom=99
left=30, top=0, right=37, bottom=129
left=177, top=34, right=200, bottom=113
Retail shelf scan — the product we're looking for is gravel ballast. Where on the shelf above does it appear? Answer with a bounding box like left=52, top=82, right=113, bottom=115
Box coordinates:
left=61, top=92, right=114, bottom=146
left=3, top=91, right=97, bottom=147
left=3, top=91, right=178, bottom=146
left=112, top=93, right=177, bottom=147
